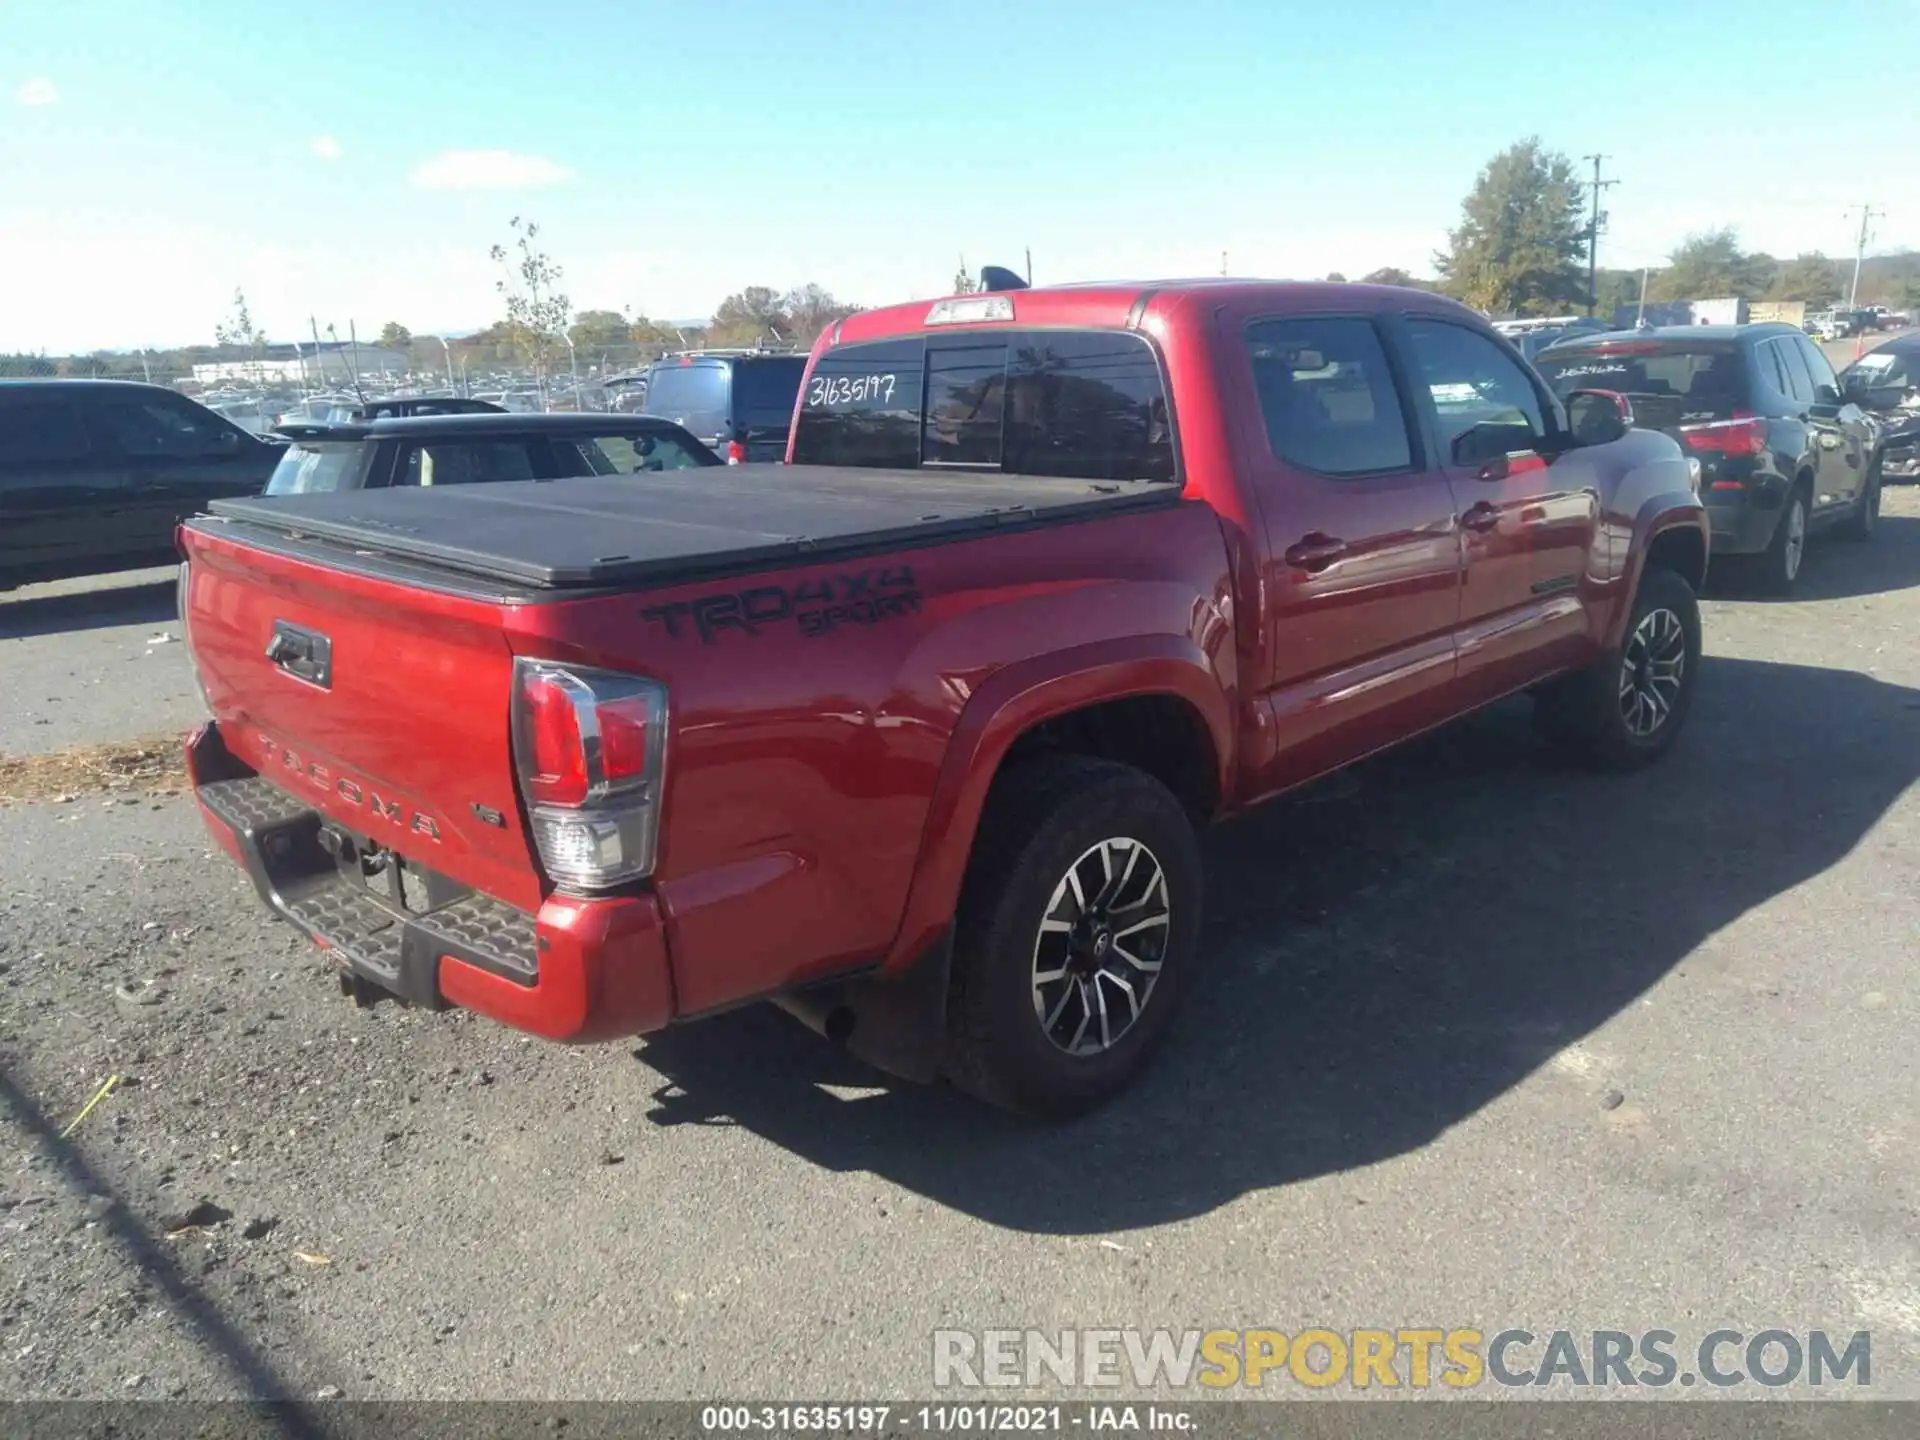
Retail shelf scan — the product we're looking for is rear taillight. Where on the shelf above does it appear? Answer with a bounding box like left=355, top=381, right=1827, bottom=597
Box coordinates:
left=1678, top=412, right=1768, bottom=457
left=511, top=659, right=668, bottom=892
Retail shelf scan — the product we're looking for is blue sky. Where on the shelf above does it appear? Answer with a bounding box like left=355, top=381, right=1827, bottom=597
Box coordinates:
left=3, top=0, right=1915, bottom=351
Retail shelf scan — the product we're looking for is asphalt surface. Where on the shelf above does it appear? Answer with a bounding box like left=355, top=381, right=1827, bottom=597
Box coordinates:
left=2, top=491, right=1918, bottom=1405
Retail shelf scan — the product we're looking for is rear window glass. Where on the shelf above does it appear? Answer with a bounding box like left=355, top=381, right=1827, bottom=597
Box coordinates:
left=642, top=363, right=729, bottom=438
left=791, top=329, right=1175, bottom=482
left=266, top=442, right=363, bottom=495
left=729, top=357, right=806, bottom=425
left=1536, top=344, right=1749, bottom=422
left=0, top=396, right=89, bottom=465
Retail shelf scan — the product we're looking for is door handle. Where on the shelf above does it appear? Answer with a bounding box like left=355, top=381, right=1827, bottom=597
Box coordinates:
left=1283, top=534, right=1348, bottom=572
left=1461, top=502, right=1501, bottom=533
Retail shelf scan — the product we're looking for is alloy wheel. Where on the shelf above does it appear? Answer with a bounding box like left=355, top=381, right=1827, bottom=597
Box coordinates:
left=1618, top=607, right=1688, bottom=738
left=1031, top=837, right=1171, bottom=1057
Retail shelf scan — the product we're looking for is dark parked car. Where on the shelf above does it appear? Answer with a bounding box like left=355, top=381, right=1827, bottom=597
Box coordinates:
left=1838, top=334, right=1920, bottom=483
left=343, top=395, right=506, bottom=422
left=1535, top=324, right=1880, bottom=592
left=0, top=380, right=279, bottom=590
left=262, top=412, right=718, bottom=495
left=640, top=350, right=807, bottom=462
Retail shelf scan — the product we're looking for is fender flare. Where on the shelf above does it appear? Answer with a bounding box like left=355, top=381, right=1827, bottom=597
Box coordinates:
left=1605, top=494, right=1708, bottom=651
left=881, top=634, right=1234, bottom=972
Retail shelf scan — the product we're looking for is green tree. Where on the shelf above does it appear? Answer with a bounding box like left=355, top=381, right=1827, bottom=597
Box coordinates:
left=1361, top=267, right=1414, bottom=287
left=1434, top=138, right=1588, bottom=316
left=1324, top=271, right=1348, bottom=283
left=1768, top=252, right=1843, bottom=307
left=708, top=285, right=789, bottom=346
left=783, top=284, right=860, bottom=345
left=1590, top=268, right=1644, bottom=323
left=568, top=309, right=632, bottom=352
left=1649, top=229, right=1773, bottom=302
left=213, top=288, right=265, bottom=353
left=378, top=321, right=412, bottom=351
left=490, top=216, right=571, bottom=385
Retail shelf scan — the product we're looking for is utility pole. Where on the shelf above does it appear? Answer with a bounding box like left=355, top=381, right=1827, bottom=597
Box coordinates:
left=1846, top=203, right=1883, bottom=308
left=1582, top=154, right=1619, bottom=317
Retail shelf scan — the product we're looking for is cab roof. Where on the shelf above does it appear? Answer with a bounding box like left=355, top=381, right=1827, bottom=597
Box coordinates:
left=824, top=279, right=1484, bottom=350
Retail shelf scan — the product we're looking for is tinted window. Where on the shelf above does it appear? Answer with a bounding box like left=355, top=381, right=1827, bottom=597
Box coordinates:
left=792, top=330, right=1174, bottom=482
left=1795, top=337, right=1840, bottom=395
left=91, top=392, right=229, bottom=458
left=924, top=343, right=1007, bottom=467
left=0, top=395, right=90, bottom=466
left=790, top=338, right=926, bottom=468
left=1845, top=347, right=1918, bottom=390
left=1003, top=332, right=1175, bottom=482
left=729, top=358, right=807, bottom=426
left=1243, top=318, right=1412, bottom=476
left=1536, top=343, right=1749, bottom=423
left=1403, top=320, right=1547, bottom=460
left=394, top=441, right=538, bottom=487
left=641, top=363, right=729, bottom=437
left=1776, top=338, right=1815, bottom=402
left=1756, top=340, right=1792, bottom=397
left=266, top=442, right=364, bottom=495
left=551, top=430, right=719, bottom=475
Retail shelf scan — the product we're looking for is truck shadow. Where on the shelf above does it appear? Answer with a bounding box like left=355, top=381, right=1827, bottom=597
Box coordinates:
left=1707, top=512, right=1919, bottom=601
left=0, top=576, right=178, bottom=640
left=636, top=654, right=1920, bottom=1234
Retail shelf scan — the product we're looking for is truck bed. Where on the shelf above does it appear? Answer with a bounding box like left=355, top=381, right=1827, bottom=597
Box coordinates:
left=201, top=464, right=1180, bottom=590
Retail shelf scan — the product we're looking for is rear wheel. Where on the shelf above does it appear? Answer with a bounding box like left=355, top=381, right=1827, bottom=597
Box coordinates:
left=1839, top=458, right=1882, bottom=541
left=1753, top=482, right=1811, bottom=593
left=944, top=756, right=1201, bottom=1117
left=1535, top=564, right=1701, bottom=771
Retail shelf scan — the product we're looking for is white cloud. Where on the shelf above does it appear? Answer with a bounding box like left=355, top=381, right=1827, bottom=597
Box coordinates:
left=310, top=135, right=342, bottom=161
left=14, top=77, right=57, bottom=106
left=409, top=149, right=573, bottom=191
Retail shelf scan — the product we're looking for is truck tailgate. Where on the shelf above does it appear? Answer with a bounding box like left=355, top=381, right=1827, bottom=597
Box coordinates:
left=180, top=520, right=541, bottom=913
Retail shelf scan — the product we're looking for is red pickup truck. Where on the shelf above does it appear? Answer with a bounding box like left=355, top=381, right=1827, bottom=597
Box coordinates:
left=178, top=280, right=1707, bottom=1116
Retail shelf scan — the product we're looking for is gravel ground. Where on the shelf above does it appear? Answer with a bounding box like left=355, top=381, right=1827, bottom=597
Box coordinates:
left=1, top=493, right=1917, bottom=1404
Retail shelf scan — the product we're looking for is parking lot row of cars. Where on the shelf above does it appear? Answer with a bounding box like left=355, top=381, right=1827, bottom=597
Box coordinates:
left=2, top=292, right=1916, bottom=598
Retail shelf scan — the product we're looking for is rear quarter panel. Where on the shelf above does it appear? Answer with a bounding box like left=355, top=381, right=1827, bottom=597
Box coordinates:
left=507, top=501, right=1237, bottom=1014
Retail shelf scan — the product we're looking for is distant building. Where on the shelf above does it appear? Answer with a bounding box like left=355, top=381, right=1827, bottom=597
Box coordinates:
left=192, top=341, right=406, bottom=386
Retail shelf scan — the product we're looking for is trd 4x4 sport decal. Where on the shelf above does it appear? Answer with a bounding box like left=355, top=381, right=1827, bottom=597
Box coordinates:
left=641, top=566, right=921, bottom=644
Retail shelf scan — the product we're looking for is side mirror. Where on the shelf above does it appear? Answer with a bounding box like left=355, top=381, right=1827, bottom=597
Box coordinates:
left=1814, top=383, right=1842, bottom=406
left=1564, top=389, right=1633, bottom=447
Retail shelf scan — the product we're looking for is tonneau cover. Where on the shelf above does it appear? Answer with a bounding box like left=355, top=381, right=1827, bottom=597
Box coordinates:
left=204, top=464, right=1176, bottom=589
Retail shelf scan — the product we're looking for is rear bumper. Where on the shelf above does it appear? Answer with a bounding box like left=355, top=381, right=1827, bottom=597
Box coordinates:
left=187, top=721, right=674, bottom=1042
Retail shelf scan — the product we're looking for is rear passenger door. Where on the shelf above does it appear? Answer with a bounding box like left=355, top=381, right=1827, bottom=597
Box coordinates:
left=1398, top=316, right=1602, bottom=704
left=0, top=390, right=117, bottom=575
left=1224, top=310, right=1465, bottom=792
left=1793, top=335, right=1867, bottom=513
left=84, top=390, right=256, bottom=547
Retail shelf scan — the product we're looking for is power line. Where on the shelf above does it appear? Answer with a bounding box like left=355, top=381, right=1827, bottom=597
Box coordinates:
left=1582, top=154, right=1620, bottom=316
left=1845, top=203, right=1884, bottom=307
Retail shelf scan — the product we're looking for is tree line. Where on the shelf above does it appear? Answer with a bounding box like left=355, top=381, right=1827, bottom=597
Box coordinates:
left=1421, top=136, right=1917, bottom=319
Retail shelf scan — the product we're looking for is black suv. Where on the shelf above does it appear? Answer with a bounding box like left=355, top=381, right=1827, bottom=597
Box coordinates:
left=640, top=351, right=807, bottom=461
left=1837, top=333, right=1920, bottom=483
left=0, top=380, right=280, bottom=590
left=1535, top=324, right=1879, bottom=592
left=263, top=412, right=717, bottom=494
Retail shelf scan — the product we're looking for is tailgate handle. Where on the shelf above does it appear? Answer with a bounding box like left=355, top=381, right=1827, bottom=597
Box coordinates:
left=266, top=620, right=333, bottom=690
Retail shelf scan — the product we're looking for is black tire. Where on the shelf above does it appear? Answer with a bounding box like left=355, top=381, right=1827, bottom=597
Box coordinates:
left=1534, top=564, right=1702, bottom=772
left=1752, top=480, right=1811, bottom=594
left=944, top=756, right=1201, bottom=1118
left=1838, top=457, right=1882, bottom=541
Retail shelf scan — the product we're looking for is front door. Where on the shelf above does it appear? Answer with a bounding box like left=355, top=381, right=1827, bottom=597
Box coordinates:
left=1224, top=309, right=1465, bottom=797
left=1397, top=316, right=1601, bottom=707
